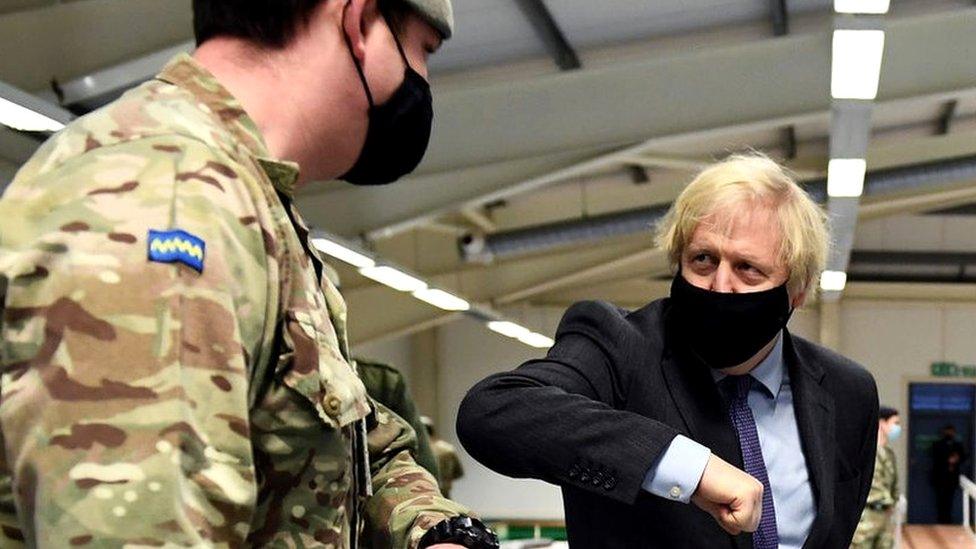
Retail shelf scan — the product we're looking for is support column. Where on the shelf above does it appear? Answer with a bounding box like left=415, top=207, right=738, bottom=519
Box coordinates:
left=819, top=298, right=842, bottom=351
left=409, top=328, right=440, bottom=419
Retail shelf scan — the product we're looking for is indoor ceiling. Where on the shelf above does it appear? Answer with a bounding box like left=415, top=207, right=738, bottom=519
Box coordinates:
left=2, top=0, right=976, bottom=344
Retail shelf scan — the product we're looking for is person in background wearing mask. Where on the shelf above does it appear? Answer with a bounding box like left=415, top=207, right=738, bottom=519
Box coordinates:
left=851, top=406, right=901, bottom=549
left=932, top=424, right=968, bottom=524
left=0, top=1, right=499, bottom=547
left=458, top=154, right=879, bottom=548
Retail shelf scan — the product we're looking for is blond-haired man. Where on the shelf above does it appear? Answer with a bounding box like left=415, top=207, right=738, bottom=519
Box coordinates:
left=458, top=154, right=879, bottom=548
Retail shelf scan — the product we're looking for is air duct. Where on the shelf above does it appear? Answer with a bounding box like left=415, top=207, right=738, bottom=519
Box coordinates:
left=460, top=155, right=976, bottom=262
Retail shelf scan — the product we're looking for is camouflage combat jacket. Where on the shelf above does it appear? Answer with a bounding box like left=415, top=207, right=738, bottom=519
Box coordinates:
left=0, top=54, right=466, bottom=548
left=866, top=444, right=898, bottom=509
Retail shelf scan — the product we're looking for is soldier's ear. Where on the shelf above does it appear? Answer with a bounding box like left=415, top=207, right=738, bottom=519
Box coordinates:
left=341, top=0, right=373, bottom=63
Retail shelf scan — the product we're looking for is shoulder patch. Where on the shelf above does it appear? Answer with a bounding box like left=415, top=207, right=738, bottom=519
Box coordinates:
left=148, top=229, right=205, bottom=272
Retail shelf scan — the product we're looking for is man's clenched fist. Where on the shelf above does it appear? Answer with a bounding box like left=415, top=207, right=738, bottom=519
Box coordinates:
left=691, top=454, right=764, bottom=535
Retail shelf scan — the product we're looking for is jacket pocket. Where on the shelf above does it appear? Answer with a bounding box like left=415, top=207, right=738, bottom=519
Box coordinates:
left=279, top=309, right=370, bottom=429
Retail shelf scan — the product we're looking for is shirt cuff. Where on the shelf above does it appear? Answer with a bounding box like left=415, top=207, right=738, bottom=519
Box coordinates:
left=642, top=435, right=711, bottom=504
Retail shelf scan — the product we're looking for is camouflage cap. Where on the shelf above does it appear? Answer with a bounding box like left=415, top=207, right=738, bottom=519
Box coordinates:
left=402, top=0, right=454, bottom=39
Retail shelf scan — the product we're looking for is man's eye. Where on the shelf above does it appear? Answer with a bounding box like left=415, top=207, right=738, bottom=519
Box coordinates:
left=739, top=263, right=763, bottom=275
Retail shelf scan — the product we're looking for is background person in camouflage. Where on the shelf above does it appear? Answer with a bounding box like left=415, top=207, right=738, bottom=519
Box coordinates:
left=421, top=418, right=464, bottom=499
left=851, top=406, right=901, bottom=549
left=321, top=261, right=440, bottom=482
left=358, top=358, right=440, bottom=481
left=0, top=0, right=492, bottom=547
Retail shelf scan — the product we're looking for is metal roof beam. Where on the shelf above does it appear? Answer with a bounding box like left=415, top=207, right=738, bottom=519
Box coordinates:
left=936, top=99, right=959, bottom=135
left=781, top=126, right=798, bottom=159
left=299, top=9, right=976, bottom=240
left=770, top=0, right=790, bottom=36
left=36, top=41, right=194, bottom=113
left=514, top=0, right=581, bottom=71
left=851, top=250, right=976, bottom=265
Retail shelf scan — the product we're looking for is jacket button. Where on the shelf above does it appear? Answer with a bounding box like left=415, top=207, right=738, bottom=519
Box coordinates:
left=579, top=472, right=590, bottom=483
left=604, top=477, right=616, bottom=490
left=568, top=466, right=579, bottom=479
left=592, top=472, right=604, bottom=486
left=324, top=395, right=343, bottom=417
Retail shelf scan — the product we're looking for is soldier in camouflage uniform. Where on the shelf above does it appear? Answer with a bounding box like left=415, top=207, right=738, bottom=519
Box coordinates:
left=851, top=406, right=901, bottom=549
left=357, top=358, right=440, bottom=481
left=320, top=262, right=440, bottom=482
left=421, top=419, right=464, bottom=500
left=0, top=0, right=493, bottom=547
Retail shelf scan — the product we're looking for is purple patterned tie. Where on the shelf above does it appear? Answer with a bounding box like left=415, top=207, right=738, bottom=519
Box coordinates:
left=726, top=375, right=779, bottom=549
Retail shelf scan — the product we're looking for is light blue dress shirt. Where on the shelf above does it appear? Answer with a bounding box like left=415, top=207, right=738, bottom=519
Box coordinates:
left=643, top=334, right=816, bottom=548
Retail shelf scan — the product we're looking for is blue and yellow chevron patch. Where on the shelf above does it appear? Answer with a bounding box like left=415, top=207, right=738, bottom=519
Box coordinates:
left=148, top=229, right=205, bottom=272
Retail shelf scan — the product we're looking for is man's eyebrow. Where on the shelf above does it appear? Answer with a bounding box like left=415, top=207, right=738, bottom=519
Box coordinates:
left=683, top=245, right=775, bottom=268
left=684, top=244, right=715, bottom=255
left=731, top=251, right=777, bottom=270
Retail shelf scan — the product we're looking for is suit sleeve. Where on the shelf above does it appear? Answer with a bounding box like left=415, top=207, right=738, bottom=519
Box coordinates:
left=0, top=138, right=268, bottom=546
left=457, top=300, right=683, bottom=505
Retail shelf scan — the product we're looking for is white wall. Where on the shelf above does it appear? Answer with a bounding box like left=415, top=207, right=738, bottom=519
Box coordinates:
left=838, top=300, right=976, bottom=491
left=352, top=336, right=414, bottom=382
left=437, top=314, right=567, bottom=519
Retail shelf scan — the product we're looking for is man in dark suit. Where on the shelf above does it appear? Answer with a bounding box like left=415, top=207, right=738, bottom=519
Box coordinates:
left=457, top=154, right=879, bottom=548
left=931, top=424, right=968, bottom=523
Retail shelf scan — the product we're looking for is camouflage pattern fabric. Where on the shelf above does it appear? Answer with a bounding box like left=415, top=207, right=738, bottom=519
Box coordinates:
left=356, top=358, right=440, bottom=482
left=851, top=445, right=898, bottom=549
left=430, top=440, right=464, bottom=499
left=0, top=53, right=467, bottom=548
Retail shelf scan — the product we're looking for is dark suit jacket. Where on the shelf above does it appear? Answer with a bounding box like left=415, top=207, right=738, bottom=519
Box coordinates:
left=457, top=299, right=878, bottom=548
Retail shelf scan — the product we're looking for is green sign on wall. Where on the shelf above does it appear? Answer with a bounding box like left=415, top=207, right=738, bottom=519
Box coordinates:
left=931, top=361, right=976, bottom=378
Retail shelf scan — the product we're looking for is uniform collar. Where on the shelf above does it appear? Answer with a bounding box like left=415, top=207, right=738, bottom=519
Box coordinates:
left=712, top=332, right=786, bottom=398
left=155, top=53, right=301, bottom=198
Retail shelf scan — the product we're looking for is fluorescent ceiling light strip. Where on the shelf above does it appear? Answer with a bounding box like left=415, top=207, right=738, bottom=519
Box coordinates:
left=827, top=158, right=867, bottom=197
left=487, top=321, right=531, bottom=339
left=413, top=287, right=470, bottom=312
left=0, top=96, right=65, bottom=132
left=359, top=265, right=427, bottom=292
left=311, top=237, right=375, bottom=268
left=310, top=232, right=547, bottom=348
left=820, top=270, right=848, bottom=291
left=831, top=29, right=886, bottom=100
left=518, top=332, right=555, bottom=349
left=834, top=0, right=890, bottom=14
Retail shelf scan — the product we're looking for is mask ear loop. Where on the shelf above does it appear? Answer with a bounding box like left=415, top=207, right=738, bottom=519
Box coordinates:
left=388, top=22, right=412, bottom=70
left=342, top=0, right=375, bottom=108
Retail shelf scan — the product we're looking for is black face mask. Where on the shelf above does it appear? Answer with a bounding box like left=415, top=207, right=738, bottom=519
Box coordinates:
left=340, top=13, right=434, bottom=186
left=669, top=273, right=793, bottom=370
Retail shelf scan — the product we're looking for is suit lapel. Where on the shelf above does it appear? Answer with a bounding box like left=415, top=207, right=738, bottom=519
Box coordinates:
left=660, top=348, right=742, bottom=468
left=784, top=333, right=836, bottom=549
left=659, top=308, right=751, bottom=549
left=661, top=349, right=755, bottom=549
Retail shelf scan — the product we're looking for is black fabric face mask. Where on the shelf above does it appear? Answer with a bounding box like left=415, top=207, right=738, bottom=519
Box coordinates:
left=340, top=14, right=434, bottom=186
left=669, top=273, right=793, bottom=370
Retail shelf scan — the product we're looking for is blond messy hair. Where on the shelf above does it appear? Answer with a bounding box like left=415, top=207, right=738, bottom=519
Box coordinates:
left=655, top=153, right=829, bottom=295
